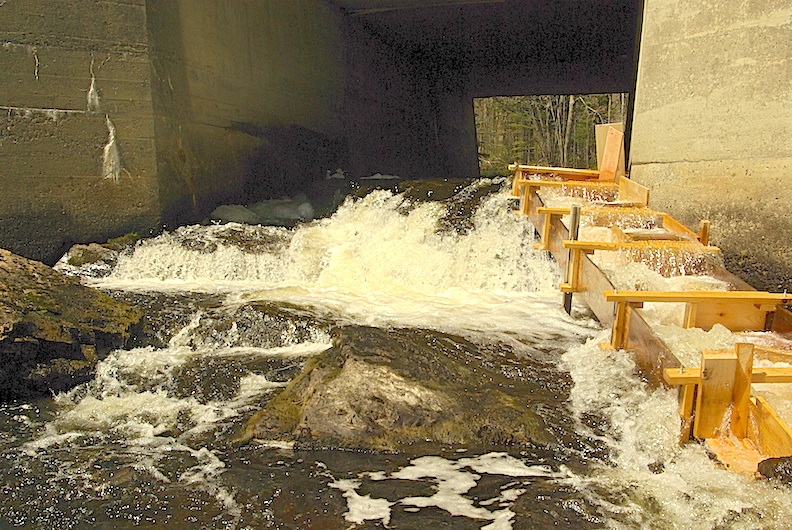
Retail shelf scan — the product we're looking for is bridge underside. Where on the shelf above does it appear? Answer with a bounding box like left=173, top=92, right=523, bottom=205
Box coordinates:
left=0, top=0, right=638, bottom=263
left=338, top=0, right=639, bottom=182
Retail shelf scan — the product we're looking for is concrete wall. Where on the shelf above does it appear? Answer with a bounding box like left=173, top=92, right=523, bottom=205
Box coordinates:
left=342, top=24, right=443, bottom=179
left=630, top=0, right=792, bottom=291
left=0, top=0, right=352, bottom=261
left=0, top=0, right=159, bottom=263
left=145, top=0, right=348, bottom=225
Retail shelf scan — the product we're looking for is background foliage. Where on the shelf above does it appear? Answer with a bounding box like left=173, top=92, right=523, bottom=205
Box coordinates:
left=474, top=94, right=628, bottom=176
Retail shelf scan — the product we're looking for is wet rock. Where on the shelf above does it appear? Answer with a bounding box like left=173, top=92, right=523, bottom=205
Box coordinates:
left=0, top=248, right=143, bottom=399
left=248, top=194, right=314, bottom=226
left=237, top=326, right=561, bottom=452
left=55, top=243, right=119, bottom=278
left=758, top=457, right=792, bottom=484
left=208, top=204, right=261, bottom=225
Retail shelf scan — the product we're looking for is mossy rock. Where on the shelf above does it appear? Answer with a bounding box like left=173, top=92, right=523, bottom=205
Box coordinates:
left=0, top=248, right=143, bottom=399
left=237, top=326, right=564, bottom=452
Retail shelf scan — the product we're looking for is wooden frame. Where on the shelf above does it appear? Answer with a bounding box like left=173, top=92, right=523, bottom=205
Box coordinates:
left=510, top=161, right=792, bottom=473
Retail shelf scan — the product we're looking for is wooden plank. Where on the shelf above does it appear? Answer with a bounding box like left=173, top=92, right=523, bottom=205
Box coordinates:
left=578, top=251, right=618, bottom=327
left=563, top=240, right=720, bottom=253
left=595, top=123, right=626, bottom=179
left=604, top=290, right=791, bottom=305
left=731, top=343, right=755, bottom=438
left=749, top=397, right=792, bottom=457
left=625, top=305, right=680, bottom=385
left=664, top=366, right=792, bottom=385
left=750, top=367, right=792, bottom=383
left=694, top=350, right=738, bottom=439
left=618, top=177, right=650, bottom=206
left=512, top=165, right=600, bottom=180
left=693, top=300, right=770, bottom=332
left=536, top=207, right=572, bottom=215
left=771, top=306, right=792, bottom=334
left=680, top=384, right=696, bottom=442
left=611, top=301, right=631, bottom=349
left=598, top=127, right=623, bottom=181
left=664, top=368, right=701, bottom=386
left=683, top=303, right=698, bottom=328
left=660, top=214, right=702, bottom=241
left=754, top=345, right=792, bottom=364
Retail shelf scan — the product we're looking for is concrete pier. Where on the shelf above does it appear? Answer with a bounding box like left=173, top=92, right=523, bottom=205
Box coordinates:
left=630, top=0, right=792, bottom=291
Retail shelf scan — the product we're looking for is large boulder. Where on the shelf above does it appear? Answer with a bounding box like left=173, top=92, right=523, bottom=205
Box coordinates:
left=236, top=326, right=562, bottom=452
left=0, top=248, right=143, bottom=399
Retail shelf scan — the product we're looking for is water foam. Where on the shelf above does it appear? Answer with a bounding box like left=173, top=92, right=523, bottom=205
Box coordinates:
left=561, top=332, right=792, bottom=529
left=329, top=452, right=562, bottom=530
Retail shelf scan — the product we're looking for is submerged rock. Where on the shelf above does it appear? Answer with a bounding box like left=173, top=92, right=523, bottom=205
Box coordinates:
left=0, top=248, right=143, bottom=399
left=237, top=326, right=563, bottom=452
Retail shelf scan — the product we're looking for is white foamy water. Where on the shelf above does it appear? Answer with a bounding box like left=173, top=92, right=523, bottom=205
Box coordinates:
left=17, top=179, right=792, bottom=528
left=328, top=452, right=562, bottom=530
left=561, top=331, right=792, bottom=529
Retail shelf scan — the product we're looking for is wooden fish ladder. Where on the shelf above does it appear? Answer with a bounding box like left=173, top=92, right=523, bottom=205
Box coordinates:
left=510, top=123, right=792, bottom=476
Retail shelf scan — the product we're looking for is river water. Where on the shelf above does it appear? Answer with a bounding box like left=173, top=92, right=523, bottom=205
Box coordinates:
left=2, top=179, right=792, bottom=529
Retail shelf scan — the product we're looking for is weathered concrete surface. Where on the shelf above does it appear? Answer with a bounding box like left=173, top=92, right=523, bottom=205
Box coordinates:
left=0, top=248, right=143, bottom=399
left=237, top=326, right=564, bottom=452
left=146, top=0, right=349, bottom=226
left=630, top=0, right=792, bottom=291
left=0, top=0, right=159, bottom=264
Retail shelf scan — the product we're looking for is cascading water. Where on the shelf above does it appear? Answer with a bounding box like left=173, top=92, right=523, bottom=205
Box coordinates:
left=3, top=179, right=792, bottom=529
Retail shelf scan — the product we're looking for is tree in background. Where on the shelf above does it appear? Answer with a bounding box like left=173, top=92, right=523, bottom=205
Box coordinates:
left=475, top=94, right=627, bottom=176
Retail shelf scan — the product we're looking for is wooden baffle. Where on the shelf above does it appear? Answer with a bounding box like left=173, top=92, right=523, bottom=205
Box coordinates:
left=663, top=343, right=792, bottom=473
left=509, top=158, right=792, bottom=476
left=604, top=290, right=792, bottom=350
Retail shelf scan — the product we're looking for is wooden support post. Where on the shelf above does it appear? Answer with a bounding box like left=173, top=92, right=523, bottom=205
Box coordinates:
left=694, top=350, right=738, bottom=439
left=750, top=397, right=792, bottom=457
left=731, top=343, right=755, bottom=438
left=699, top=220, right=711, bottom=246
left=679, top=383, right=696, bottom=442
left=535, top=211, right=553, bottom=251
left=563, top=205, right=581, bottom=314
left=611, top=300, right=632, bottom=349
left=520, top=183, right=539, bottom=216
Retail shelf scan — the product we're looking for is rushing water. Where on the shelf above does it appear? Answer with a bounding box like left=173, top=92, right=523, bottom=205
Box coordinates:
left=3, top=179, right=792, bottom=529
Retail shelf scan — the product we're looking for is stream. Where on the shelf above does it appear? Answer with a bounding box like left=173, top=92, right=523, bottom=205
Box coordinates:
left=2, top=179, right=791, bottom=529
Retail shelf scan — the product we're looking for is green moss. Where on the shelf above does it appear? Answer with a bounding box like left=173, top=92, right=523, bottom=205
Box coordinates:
left=105, top=233, right=140, bottom=251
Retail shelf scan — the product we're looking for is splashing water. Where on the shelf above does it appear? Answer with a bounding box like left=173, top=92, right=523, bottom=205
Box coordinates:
left=8, top=179, right=792, bottom=528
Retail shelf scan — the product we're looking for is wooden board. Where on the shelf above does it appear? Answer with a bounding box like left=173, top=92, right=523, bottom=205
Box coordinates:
left=513, top=165, right=600, bottom=180
left=731, top=343, right=755, bottom=438
left=694, top=350, right=738, bottom=439
left=664, top=366, right=792, bottom=385
left=661, top=214, right=702, bottom=241
left=618, top=177, right=650, bottom=206
left=604, top=290, right=791, bottom=305
left=693, top=300, right=770, bottom=332
left=772, top=306, right=792, bottom=334
left=598, top=127, right=623, bottom=181
left=626, top=306, right=680, bottom=386
left=705, top=437, right=764, bottom=476
left=595, top=123, right=626, bottom=179
left=749, top=397, right=792, bottom=458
